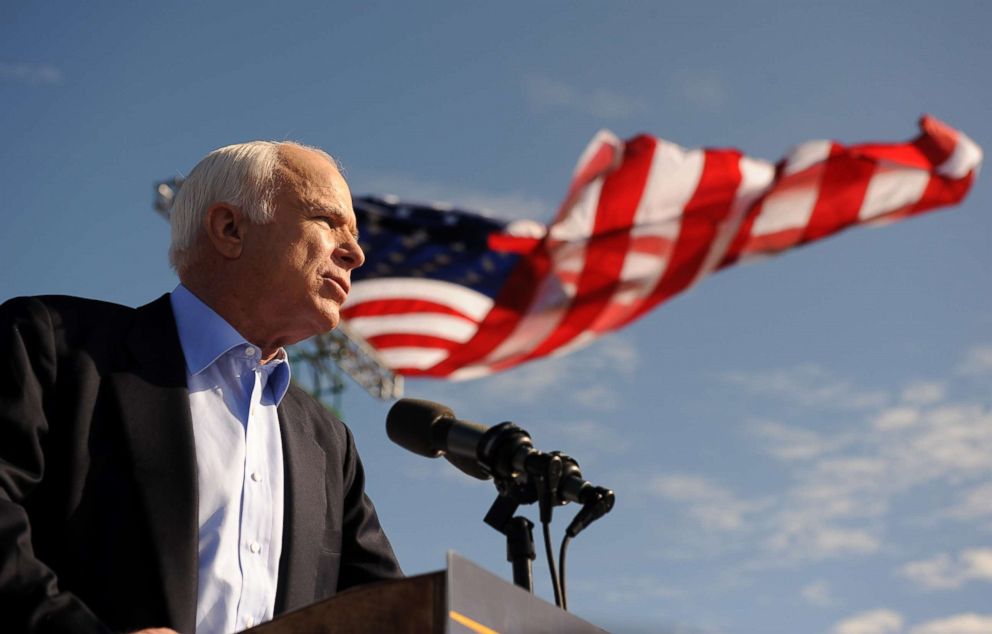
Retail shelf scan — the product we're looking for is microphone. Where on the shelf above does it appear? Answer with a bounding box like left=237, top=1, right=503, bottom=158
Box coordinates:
left=386, top=398, right=493, bottom=480
left=386, top=398, right=614, bottom=514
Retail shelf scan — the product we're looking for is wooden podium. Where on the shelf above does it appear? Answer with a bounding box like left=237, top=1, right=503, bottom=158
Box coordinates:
left=247, top=552, right=606, bottom=633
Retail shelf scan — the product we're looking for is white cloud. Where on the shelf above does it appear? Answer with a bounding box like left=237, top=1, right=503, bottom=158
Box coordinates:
left=398, top=454, right=492, bottom=488
left=957, top=344, right=992, bottom=377
left=756, top=453, right=887, bottom=559
left=832, top=609, right=904, bottom=634
left=670, top=71, right=728, bottom=112
left=901, top=381, right=947, bottom=405
left=543, top=419, right=631, bottom=456
left=872, top=406, right=921, bottom=431
left=945, top=482, right=992, bottom=521
left=579, top=574, right=683, bottom=605
left=766, top=521, right=880, bottom=559
left=749, top=419, right=850, bottom=461
left=0, top=61, right=63, bottom=85
left=721, top=363, right=889, bottom=411
left=523, top=75, right=647, bottom=120
left=900, top=553, right=961, bottom=590
left=901, top=405, right=992, bottom=479
left=619, top=357, right=992, bottom=572
left=724, top=357, right=992, bottom=566
left=910, top=613, right=992, bottom=634
left=800, top=579, right=835, bottom=607
left=724, top=356, right=992, bottom=558
left=629, top=392, right=992, bottom=564
left=646, top=474, right=766, bottom=532
left=353, top=170, right=551, bottom=221
left=900, top=549, right=992, bottom=590
left=762, top=402, right=992, bottom=561
left=466, top=334, right=639, bottom=410
left=648, top=474, right=728, bottom=501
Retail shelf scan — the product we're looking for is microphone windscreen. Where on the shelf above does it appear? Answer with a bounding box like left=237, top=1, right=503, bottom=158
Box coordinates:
left=386, top=398, right=454, bottom=457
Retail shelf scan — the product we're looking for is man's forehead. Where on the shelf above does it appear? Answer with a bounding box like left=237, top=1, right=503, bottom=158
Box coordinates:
left=278, top=153, right=342, bottom=186
left=293, top=172, right=352, bottom=207
left=274, top=144, right=356, bottom=223
left=278, top=151, right=349, bottom=199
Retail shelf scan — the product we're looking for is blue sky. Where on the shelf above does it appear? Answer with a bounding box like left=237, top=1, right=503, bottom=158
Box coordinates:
left=2, top=2, right=990, bottom=633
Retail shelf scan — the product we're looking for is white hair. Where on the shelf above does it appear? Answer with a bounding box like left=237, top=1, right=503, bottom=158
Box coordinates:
left=168, top=140, right=338, bottom=274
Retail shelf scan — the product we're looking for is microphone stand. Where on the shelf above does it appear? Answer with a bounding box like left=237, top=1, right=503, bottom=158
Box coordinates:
left=471, top=420, right=610, bottom=607
left=385, top=400, right=616, bottom=606
left=482, top=450, right=566, bottom=601
left=484, top=490, right=537, bottom=592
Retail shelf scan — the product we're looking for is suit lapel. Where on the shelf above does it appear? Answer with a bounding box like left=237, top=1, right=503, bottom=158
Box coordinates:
left=112, top=294, right=198, bottom=632
left=274, top=390, right=327, bottom=613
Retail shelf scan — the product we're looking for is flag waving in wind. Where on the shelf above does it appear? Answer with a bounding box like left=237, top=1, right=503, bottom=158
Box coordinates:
left=344, top=116, right=982, bottom=379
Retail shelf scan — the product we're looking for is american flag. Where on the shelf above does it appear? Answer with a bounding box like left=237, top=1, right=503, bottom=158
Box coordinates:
left=344, top=116, right=982, bottom=379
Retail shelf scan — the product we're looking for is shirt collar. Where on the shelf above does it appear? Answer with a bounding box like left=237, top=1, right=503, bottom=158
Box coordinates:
left=169, top=284, right=292, bottom=404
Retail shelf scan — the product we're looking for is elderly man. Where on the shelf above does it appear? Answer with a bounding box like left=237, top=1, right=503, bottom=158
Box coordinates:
left=0, top=142, right=403, bottom=634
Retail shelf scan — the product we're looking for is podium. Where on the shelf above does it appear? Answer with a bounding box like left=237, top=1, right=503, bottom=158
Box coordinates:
left=247, top=552, right=606, bottom=633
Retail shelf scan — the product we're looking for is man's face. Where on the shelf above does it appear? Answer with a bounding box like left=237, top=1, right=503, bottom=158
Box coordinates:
left=240, top=146, right=365, bottom=348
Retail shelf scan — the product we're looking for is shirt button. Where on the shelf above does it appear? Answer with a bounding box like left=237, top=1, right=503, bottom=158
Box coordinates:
left=245, top=346, right=256, bottom=357
left=249, top=541, right=261, bottom=554
left=246, top=616, right=255, bottom=628
left=251, top=471, right=262, bottom=482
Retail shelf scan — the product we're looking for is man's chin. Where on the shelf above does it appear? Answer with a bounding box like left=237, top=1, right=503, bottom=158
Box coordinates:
left=296, top=301, right=341, bottom=338
left=317, top=306, right=341, bottom=333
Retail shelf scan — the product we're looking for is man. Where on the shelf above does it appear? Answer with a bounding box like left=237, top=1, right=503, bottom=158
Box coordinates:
left=0, top=142, right=402, bottom=633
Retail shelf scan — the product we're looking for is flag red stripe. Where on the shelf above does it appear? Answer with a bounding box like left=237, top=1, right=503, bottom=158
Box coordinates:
left=911, top=171, right=975, bottom=215
left=851, top=143, right=933, bottom=170
left=510, top=135, right=657, bottom=364
left=913, top=115, right=959, bottom=166
left=617, top=148, right=743, bottom=326
left=349, top=117, right=981, bottom=380
left=718, top=175, right=771, bottom=268
left=801, top=150, right=875, bottom=243
left=342, top=299, right=475, bottom=321
left=552, top=134, right=621, bottom=224
left=365, top=333, right=464, bottom=351
left=419, top=242, right=553, bottom=376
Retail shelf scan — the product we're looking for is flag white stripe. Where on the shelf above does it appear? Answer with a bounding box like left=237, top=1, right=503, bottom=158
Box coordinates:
left=348, top=313, right=479, bottom=343
left=448, top=364, right=494, bottom=381
left=481, top=178, right=606, bottom=365
left=379, top=348, right=450, bottom=370
left=784, top=140, right=833, bottom=175
left=858, top=169, right=930, bottom=221
left=572, top=129, right=623, bottom=178
left=346, top=278, right=493, bottom=321
left=939, top=130, right=982, bottom=178
left=634, top=143, right=705, bottom=224
left=550, top=166, right=606, bottom=241
left=691, top=156, right=775, bottom=284
left=353, top=117, right=981, bottom=380
left=600, top=142, right=699, bottom=316
left=482, top=294, right=568, bottom=366
left=751, top=177, right=821, bottom=236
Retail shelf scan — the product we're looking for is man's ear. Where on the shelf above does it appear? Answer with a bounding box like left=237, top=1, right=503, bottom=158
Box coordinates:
left=203, top=203, right=247, bottom=260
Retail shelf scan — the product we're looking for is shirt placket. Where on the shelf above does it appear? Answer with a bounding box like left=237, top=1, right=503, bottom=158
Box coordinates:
left=235, top=357, right=271, bottom=631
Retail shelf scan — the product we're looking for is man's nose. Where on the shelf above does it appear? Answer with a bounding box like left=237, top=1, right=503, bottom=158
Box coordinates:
left=336, top=239, right=365, bottom=270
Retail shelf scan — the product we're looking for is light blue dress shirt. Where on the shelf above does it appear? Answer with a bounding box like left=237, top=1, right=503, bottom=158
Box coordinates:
left=170, top=285, right=291, bottom=634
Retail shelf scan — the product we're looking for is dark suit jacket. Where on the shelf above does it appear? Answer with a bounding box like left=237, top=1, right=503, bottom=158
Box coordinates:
left=0, top=294, right=402, bottom=634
